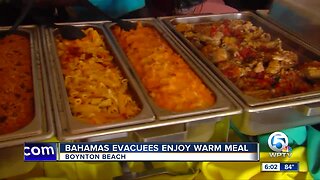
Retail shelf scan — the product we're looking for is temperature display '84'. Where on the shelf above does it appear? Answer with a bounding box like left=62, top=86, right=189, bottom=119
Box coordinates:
left=280, top=163, right=299, bottom=171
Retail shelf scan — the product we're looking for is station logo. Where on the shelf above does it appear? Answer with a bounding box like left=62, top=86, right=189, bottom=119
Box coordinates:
left=268, top=132, right=292, bottom=158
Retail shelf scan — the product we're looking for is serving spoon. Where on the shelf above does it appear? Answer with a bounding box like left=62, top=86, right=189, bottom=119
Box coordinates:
left=52, top=23, right=86, bottom=40
left=0, top=0, right=34, bottom=39
left=33, top=15, right=86, bottom=40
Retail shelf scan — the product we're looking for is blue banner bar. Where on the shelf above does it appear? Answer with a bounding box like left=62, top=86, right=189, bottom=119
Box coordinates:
left=24, top=143, right=57, bottom=161
left=280, top=163, right=299, bottom=171
left=59, top=142, right=258, bottom=153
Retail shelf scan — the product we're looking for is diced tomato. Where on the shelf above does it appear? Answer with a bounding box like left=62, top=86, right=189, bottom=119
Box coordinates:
left=221, top=66, right=241, bottom=81
left=239, top=47, right=256, bottom=58
left=239, top=47, right=250, bottom=57
left=255, top=72, right=266, bottom=79
left=232, top=29, right=242, bottom=38
left=210, top=26, right=217, bottom=37
left=222, top=27, right=231, bottom=36
left=257, top=79, right=272, bottom=89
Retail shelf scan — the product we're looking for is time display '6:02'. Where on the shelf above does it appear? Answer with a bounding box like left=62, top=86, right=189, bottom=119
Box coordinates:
left=262, top=163, right=280, bottom=171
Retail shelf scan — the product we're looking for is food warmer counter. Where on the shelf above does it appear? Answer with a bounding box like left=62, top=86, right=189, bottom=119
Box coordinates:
left=1, top=11, right=319, bottom=144
left=41, top=18, right=241, bottom=142
left=161, top=11, right=320, bottom=135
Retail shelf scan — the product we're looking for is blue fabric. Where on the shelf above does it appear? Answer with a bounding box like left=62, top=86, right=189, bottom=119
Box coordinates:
left=88, top=0, right=145, bottom=18
left=307, top=125, right=320, bottom=179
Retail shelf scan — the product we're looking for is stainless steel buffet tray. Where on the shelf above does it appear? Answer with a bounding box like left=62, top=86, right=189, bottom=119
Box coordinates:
left=255, top=8, right=320, bottom=52
left=42, top=20, right=241, bottom=141
left=104, top=18, right=236, bottom=120
left=266, top=0, right=320, bottom=52
left=42, top=22, right=156, bottom=140
left=160, top=12, right=320, bottom=135
left=162, top=11, right=320, bottom=106
left=102, top=18, right=241, bottom=141
left=0, top=26, right=54, bottom=148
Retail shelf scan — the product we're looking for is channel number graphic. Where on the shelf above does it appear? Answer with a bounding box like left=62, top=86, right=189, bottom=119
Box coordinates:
left=268, top=132, right=289, bottom=152
left=268, top=131, right=292, bottom=157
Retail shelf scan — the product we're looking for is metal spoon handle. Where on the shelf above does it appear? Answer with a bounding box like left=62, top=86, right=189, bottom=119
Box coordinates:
left=9, top=0, right=34, bottom=32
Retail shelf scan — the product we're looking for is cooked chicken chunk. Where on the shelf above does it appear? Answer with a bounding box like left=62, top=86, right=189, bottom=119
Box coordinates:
left=272, top=50, right=298, bottom=68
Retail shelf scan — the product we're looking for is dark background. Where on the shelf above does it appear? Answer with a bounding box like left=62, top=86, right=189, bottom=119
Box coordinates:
left=0, top=0, right=272, bottom=26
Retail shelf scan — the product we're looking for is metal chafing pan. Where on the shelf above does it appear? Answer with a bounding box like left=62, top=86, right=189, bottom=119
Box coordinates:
left=43, top=23, right=156, bottom=140
left=101, top=18, right=240, bottom=142
left=162, top=11, right=320, bottom=106
left=160, top=12, right=320, bottom=135
left=0, top=25, right=54, bottom=148
left=104, top=18, right=240, bottom=121
left=255, top=8, right=320, bottom=52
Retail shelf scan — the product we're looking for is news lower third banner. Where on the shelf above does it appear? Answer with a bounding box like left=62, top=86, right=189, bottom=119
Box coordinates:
left=24, top=142, right=259, bottom=162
